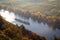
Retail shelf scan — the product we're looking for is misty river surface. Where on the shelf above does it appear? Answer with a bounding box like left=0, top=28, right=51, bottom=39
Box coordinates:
left=0, top=9, right=60, bottom=40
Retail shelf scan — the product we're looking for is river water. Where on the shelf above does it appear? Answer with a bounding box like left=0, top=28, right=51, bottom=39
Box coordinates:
left=15, top=14, right=60, bottom=40
left=0, top=9, right=60, bottom=40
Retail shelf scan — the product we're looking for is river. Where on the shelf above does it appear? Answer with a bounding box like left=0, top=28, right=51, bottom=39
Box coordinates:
left=0, top=9, right=60, bottom=40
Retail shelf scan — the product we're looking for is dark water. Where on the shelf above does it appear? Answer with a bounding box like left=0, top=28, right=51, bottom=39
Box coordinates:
left=0, top=9, right=60, bottom=40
